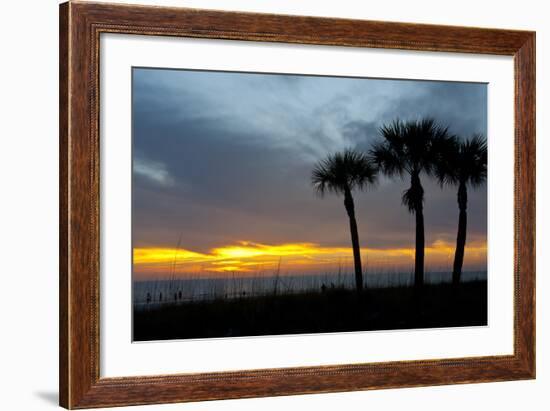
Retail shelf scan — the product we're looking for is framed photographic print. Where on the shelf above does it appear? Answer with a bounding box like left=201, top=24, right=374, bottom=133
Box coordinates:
left=59, top=1, right=535, bottom=408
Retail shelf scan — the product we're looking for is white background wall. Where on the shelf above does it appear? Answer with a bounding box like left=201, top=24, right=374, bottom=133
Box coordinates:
left=0, top=0, right=547, bottom=410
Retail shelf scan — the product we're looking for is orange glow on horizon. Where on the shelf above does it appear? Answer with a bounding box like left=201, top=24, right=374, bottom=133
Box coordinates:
left=133, top=240, right=487, bottom=278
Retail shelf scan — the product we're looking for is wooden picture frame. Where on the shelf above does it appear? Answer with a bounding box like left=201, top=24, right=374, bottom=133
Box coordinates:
left=59, top=1, right=535, bottom=408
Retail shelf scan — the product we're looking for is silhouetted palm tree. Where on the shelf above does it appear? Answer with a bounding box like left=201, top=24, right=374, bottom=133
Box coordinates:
left=370, top=118, right=450, bottom=290
left=435, top=134, right=487, bottom=286
left=311, top=149, right=378, bottom=291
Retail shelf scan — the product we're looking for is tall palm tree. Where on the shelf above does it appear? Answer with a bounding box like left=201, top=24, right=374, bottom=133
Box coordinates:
left=435, top=134, right=487, bottom=287
left=370, top=118, right=450, bottom=290
left=311, top=149, right=378, bottom=291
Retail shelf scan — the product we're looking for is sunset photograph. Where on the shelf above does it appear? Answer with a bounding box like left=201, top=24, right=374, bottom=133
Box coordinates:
left=131, top=67, right=488, bottom=341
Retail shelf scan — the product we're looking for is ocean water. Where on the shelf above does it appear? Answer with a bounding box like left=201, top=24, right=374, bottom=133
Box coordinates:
left=133, top=270, right=487, bottom=307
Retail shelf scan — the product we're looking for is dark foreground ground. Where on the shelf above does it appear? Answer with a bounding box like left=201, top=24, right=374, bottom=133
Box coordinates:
left=133, top=280, right=487, bottom=341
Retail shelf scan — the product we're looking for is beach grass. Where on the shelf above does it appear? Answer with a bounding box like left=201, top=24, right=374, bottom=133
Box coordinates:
left=133, top=280, right=487, bottom=341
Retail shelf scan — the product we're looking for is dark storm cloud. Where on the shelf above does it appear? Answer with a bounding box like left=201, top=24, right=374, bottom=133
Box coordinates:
left=132, top=68, right=487, bottom=253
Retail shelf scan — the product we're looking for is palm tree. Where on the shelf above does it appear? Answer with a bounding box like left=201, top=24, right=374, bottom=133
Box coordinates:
left=311, top=149, right=378, bottom=291
left=434, top=134, right=487, bottom=287
left=370, top=118, right=450, bottom=290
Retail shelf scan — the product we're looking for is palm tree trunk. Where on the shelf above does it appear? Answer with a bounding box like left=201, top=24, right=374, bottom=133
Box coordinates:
left=414, top=203, right=425, bottom=290
left=411, top=173, right=425, bottom=290
left=452, top=181, right=468, bottom=287
left=344, top=188, right=363, bottom=291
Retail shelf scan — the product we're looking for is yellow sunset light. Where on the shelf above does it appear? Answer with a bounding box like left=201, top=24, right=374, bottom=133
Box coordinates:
left=212, top=245, right=265, bottom=259
left=133, top=247, right=211, bottom=264
left=133, top=239, right=487, bottom=278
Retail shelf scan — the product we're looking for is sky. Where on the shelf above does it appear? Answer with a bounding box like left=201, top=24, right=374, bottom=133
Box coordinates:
left=132, top=67, right=487, bottom=279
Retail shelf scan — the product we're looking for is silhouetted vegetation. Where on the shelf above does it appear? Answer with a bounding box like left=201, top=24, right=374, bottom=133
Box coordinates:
left=311, top=149, right=378, bottom=290
left=370, top=118, right=452, bottom=291
left=434, top=134, right=487, bottom=286
left=134, top=280, right=487, bottom=341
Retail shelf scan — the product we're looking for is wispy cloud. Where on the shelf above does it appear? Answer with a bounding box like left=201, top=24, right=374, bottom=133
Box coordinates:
left=134, top=157, right=174, bottom=187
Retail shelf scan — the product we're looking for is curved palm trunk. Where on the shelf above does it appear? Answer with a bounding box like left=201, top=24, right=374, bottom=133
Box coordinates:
left=344, top=187, right=363, bottom=291
left=452, top=181, right=468, bottom=287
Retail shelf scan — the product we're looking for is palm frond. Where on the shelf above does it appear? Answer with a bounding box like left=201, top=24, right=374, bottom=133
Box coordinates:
left=462, top=134, right=487, bottom=188
left=433, top=133, right=487, bottom=189
left=372, top=117, right=452, bottom=179
left=311, top=149, right=378, bottom=196
left=433, top=134, right=461, bottom=187
left=401, top=183, right=424, bottom=213
left=370, top=122, right=407, bottom=177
